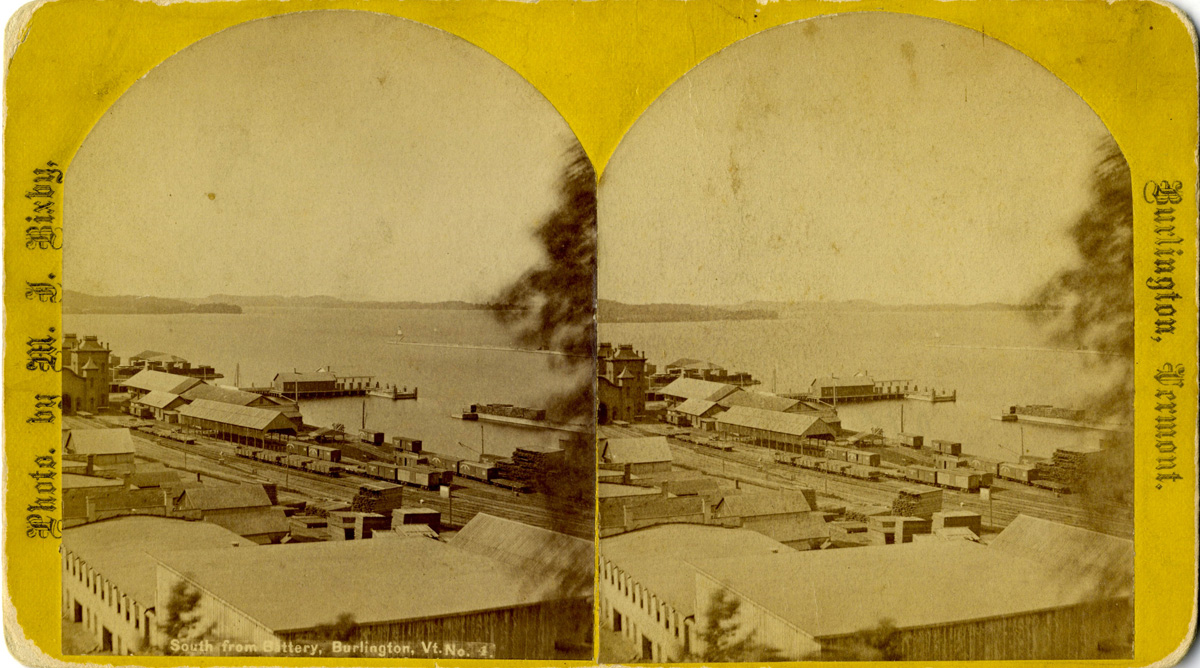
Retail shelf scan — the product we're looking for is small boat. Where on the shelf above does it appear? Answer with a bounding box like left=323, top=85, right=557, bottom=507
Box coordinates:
left=395, top=326, right=405, bottom=341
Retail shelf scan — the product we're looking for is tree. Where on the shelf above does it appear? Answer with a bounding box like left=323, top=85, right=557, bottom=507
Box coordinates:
left=157, top=580, right=213, bottom=655
left=1028, top=136, right=1134, bottom=510
left=696, top=589, right=785, bottom=662
left=816, top=619, right=904, bottom=661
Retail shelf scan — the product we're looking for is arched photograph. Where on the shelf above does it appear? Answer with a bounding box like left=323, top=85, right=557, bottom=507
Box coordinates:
left=59, top=11, right=595, bottom=660
left=596, top=12, right=1133, bottom=662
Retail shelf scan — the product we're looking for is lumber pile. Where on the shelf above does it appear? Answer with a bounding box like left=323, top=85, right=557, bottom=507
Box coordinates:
left=1036, top=448, right=1097, bottom=486
left=891, top=487, right=943, bottom=520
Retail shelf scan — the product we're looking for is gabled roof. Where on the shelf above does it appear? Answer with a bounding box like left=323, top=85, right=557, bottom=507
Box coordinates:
left=134, top=390, right=185, bottom=410
left=716, top=406, right=835, bottom=438
left=659, top=377, right=739, bottom=402
left=717, top=390, right=802, bottom=413
left=691, top=525, right=1129, bottom=639
left=179, top=399, right=294, bottom=431
left=177, top=484, right=272, bottom=511
left=123, top=369, right=203, bottom=394
left=713, top=490, right=817, bottom=517
left=202, top=507, right=291, bottom=538
left=127, top=470, right=185, bottom=489
left=63, top=474, right=125, bottom=490
left=988, top=515, right=1133, bottom=597
left=64, top=428, right=136, bottom=456
left=63, top=516, right=249, bottom=608
left=601, top=436, right=672, bottom=465
left=155, top=535, right=586, bottom=633
left=745, top=513, right=831, bottom=544
left=181, top=383, right=267, bottom=406
left=671, top=398, right=721, bottom=417
left=601, top=524, right=792, bottom=617
left=450, top=514, right=592, bottom=597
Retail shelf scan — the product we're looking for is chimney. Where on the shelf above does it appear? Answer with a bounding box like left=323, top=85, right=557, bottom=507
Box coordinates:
left=623, top=463, right=632, bottom=485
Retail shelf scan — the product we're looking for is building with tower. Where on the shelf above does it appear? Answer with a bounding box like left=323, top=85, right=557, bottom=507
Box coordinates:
left=598, top=343, right=649, bottom=424
left=61, top=334, right=117, bottom=415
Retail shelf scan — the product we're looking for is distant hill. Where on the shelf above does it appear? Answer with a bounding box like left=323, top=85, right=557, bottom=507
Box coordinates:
left=600, top=298, right=1056, bottom=323
left=64, top=291, right=242, bottom=315
left=598, top=300, right=777, bottom=323
left=64, top=290, right=494, bottom=314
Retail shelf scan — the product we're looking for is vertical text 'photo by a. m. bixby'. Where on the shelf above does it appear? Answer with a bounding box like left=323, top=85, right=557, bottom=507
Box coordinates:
left=58, top=10, right=595, bottom=661
left=595, top=12, right=1133, bottom=664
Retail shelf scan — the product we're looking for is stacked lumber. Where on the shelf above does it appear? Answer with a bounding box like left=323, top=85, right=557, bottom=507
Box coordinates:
left=1036, top=448, right=1096, bottom=486
left=351, top=484, right=405, bottom=514
left=891, top=487, right=943, bottom=520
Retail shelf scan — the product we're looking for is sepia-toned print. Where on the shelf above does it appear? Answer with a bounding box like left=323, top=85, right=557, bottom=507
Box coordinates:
left=596, top=12, right=1133, bottom=663
left=57, top=11, right=595, bottom=660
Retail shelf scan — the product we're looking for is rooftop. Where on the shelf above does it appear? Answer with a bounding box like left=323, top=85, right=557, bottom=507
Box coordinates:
left=179, top=399, right=293, bottom=431
left=449, top=514, right=593, bottom=597
left=715, top=406, right=834, bottom=438
left=598, top=483, right=661, bottom=499
left=122, top=369, right=203, bottom=395
left=713, top=490, right=817, bottom=517
left=659, top=377, right=739, bottom=403
left=63, top=474, right=125, bottom=490
left=155, top=536, right=585, bottom=633
left=671, top=398, right=720, bottom=417
left=181, top=383, right=266, bottom=407
left=62, top=516, right=249, bottom=608
left=692, top=517, right=1132, bottom=639
left=64, top=428, right=136, bottom=456
left=134, top=390, right=185, bottom=410
left=601, top=523, right=793, bottom=617
left=717, top=390, right=802, bottom=413
left=177, top=484, right=272, bottom=511
left=601, top=436, right=672, bottom=465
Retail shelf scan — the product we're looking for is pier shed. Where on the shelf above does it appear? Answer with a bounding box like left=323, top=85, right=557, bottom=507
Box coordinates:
left=714, top=406, right=834, bottom=452
left=179, top=399, right=296, bottom=448
left=122, top=369, right=202, bottom=401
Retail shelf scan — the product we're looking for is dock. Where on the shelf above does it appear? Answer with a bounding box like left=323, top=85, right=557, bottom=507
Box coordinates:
left=367, top=385, right=418, bottom=400
left=906, top=389, right=957, bottom=403
left=455, top=411, right=589, bottom=434
left=990, top=414, right=1129, bottom=433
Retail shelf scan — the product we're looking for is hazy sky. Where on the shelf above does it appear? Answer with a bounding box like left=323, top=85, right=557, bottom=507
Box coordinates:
left=599, top=12, right=1118, bottom=306
left=67, top=11, right=579, bottom=302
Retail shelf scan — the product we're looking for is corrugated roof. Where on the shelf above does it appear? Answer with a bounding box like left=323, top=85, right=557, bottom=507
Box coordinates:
left=62, top=516, right=248, bottom=608
left=671, top=398, right=721, bottom=417
left=450, top=514, right=593, bottom=597
left=134, top=390, right=185, bottom=410
left=178, top=484, right=272, bottom=511
left=179, top=399, right=293, bottom=431
left=717, top=390, right=801, bottom=413
left=155, top=536, right=585, bottom=633
left=601, top=524, right=793, bottom=617
left=659, top=377, right=739, bottom=402
left=180, top=383, right=265, bottom=406
left=692, top=527, right=1131, bottom=639
left=123, top=370, right=202, bottom=394
left=601, top=436, right=672, bottom=465
left=714, top=490, right=817, bottom=518
left=65, top=428, right=136, bottom=456
left=715, top=406, right=834, bottom=438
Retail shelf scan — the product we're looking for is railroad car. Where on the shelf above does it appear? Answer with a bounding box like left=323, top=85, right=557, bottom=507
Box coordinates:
left=897, top=433, right=924, bottom=449
left=393, top=436, right=423, bottom=453
left=307, top=444, right=341, bottom=462
left=235, top=445, right=264, bottom=459
left=1033, top=479, right=1072, bottom=494
left=395, top=451, right=430, bottom=467
left=846, top=465, right=883, bottom=482
left=906, top=465, right=939, bottom=485
left=998, top=462, right=1040, bottom=483
left=395, top=464, right=441, bottom=489
left=825, top=446, right=850, bottom=462
left=287, top=454, right=316, bottom=470
left=365, top=461, right=400, bottom=482
left=929, top=439, right=963, bottom=456
left=423, top=452, right=463, bottom=470
left=936, top=469, right=981, bottom=492
left=965, top=457, right=1001, bottom=476
left=458, top=460, right=498, bottom=481
left=972, top=470, right=994, bottom=488
left=308, top=460, right=345, bottom=476
left=848, top=450, right=881, bottom=467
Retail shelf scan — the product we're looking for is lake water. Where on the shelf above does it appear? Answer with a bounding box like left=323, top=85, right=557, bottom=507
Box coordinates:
left=66, top=308, right=589, bottom=460
left=601, top=310, right=1129, bottom=462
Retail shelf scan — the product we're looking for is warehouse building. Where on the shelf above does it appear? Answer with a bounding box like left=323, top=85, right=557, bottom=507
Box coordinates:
left=61, top=516, right=249, bottom=655
left=689, top=515, right=1133, bottom=660
left=175, top=484, right=290, bottom=544
left=600, top=437, right=673, bottom=474
left=716, top=389, right=805, bottom=413
left=665, top=398, right=723, bottom=428
left=122, top=369, right=202, bottom=402
left=179, top=399, right=296, bottom=448
left=154, top=524, right=593, bottom=659
left=715, top=406, right=835, bottom=450
left=599, top=524, right=794, bottom=662
left=130, top=390, right=187, bottom=422
left=63, top=428, right=137, bottom=476
left=658, top=378, right=739, bottom=407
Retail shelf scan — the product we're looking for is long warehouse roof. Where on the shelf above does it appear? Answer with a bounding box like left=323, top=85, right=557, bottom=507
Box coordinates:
left=179, top=399, right=293, bottom=431
left=715, top=406, right=834, bottom=437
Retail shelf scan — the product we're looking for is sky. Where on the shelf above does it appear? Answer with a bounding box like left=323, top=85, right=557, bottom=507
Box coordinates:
left=598, top=12, right=1121, bottom=306
left=66, top=11, right=580, bottom=303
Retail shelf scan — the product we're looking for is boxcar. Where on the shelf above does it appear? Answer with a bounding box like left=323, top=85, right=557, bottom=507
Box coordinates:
left=929, top=439, right=963, bottom=456
left=907, top=465, right=939, bottom=485
left=998, top=462, right=1040, bottom=483
left=936, top=469, right=980, bottom=492
left=235, top=445, right=263, bottom=459
left=972, top=470, right=994, bottom=488
left=458, top=460, right=497, bottom=481
left=308, top=444, right=342, bottom=462
left=395, top=465, right=439, bottom=489
left=847, top=465, right=883, bottom=482
left=825, top=446, right=850, bottom=462
left=392, top=436, right=423, bottom=453
left=849, top=450, right=881, bottom=467
left=366, top=461, right=400, bottom=482
left=897, top=433, right=924, bottom=449
left=395, top=451, right=429, bottom=467
left=424, top=452, right=463, bottom=470
left=966, top=457, right=1001, bottom=476
left=288, top=455, right=315, bottom=470
left=308, top=460, right=344, bottom=476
